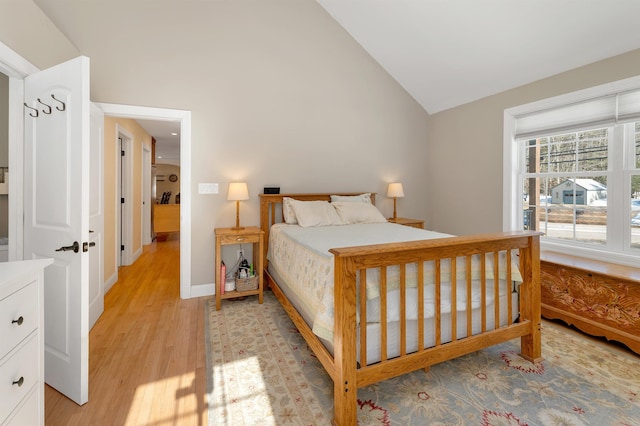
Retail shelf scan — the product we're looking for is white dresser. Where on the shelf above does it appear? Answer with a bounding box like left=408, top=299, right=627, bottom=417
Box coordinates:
left=0, top=259, right=52, bottom=426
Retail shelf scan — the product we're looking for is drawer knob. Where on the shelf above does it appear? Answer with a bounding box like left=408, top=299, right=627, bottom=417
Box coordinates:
left=12, top=316, right=24, bottom=326
left=236, top=237, right=246, bottom=242
left=12, top=376, right=24, bottom=387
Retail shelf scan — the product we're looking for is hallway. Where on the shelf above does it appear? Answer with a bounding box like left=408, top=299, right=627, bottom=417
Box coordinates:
left=45, top=238, right=208, bottom=425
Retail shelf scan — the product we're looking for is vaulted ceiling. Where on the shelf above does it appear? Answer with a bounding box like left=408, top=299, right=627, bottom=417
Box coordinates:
left=316, top=0, right=640, bottom=114
left=33, top=0, right=640, bottom=155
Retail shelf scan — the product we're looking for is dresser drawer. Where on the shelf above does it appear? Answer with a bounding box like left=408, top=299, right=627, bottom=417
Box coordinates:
left=0, top=281, right=38, bottom=359
left=3, top=386, right=39, bottom=426
left=0, top=335, right=38, bottom=423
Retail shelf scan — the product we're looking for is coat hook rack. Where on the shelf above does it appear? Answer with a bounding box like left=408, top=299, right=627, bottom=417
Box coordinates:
left=24, top=103, right=39, bottom=118
left=37, top=98, right=52, bottom=114
left=51, top=94, right=66, bottom=111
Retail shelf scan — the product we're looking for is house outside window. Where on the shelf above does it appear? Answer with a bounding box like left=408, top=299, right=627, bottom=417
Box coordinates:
left=504, top=77, right=640, bottom=267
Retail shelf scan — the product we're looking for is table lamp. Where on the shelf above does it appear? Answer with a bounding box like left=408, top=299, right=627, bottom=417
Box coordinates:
left=228, top=182, right=249, bottom=229
left=387, top=182, right=404, bottom=219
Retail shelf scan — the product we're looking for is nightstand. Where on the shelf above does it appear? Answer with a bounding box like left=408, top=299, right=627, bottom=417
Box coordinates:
left=215, top=226, right=264, bottom=310
left=388, top=217, right=424, bottom=229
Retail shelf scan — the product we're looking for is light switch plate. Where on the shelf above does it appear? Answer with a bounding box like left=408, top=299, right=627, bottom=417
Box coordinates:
left=198, top=183, right=219, bottom=194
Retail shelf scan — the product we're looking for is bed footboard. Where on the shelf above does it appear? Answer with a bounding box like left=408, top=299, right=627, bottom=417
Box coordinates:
left=329, top=232, right=542, bottom=425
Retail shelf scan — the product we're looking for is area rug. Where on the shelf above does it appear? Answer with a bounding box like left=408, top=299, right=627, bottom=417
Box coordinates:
left=205, top=292, right=640, bottom=425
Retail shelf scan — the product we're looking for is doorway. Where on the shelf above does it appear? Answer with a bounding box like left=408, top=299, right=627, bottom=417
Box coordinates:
left=98, top=103, right=192, bottom=299
left=0, top=42, right=39, bottom=262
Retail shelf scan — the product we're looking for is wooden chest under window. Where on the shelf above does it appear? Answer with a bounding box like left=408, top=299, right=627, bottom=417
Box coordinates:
left=540, top=252, right=640, bottom=355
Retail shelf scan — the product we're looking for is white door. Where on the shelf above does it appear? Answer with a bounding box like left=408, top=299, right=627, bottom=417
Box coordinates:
left=89, top=103, right=105, bottom=329
left=23, top=56, right=90, bottom=405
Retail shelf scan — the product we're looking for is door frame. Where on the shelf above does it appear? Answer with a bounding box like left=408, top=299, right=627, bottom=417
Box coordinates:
left=116, top=125, right=134, bottom=266
left=142, top=145, right=152, bottom=246
left=89, top=102, right=105, bottom=330
left=1, top=42, right=38, bottom=262
left=97, top=103, right=192, bottom=299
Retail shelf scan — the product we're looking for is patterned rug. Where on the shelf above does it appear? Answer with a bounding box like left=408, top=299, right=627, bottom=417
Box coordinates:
left=205, top=292, right=640, bottom=425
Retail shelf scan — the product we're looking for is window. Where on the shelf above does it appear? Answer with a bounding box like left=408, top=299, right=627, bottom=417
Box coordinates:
left=504, top=77, right=640, bottom=267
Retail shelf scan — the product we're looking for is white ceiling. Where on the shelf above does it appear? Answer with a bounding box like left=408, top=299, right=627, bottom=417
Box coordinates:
left=136, top=119, right=180, bottom=166
left=317, top=0, right=640, bottom=113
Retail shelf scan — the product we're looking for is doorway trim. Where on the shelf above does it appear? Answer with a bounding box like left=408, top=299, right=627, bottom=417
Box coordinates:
left=1, top=41, right=38, bottom=262
left=97, top=103, right=192, bottom=299
left=116, top=125, right=134, bottom=267
left=142, top=145, right=152, bottom=246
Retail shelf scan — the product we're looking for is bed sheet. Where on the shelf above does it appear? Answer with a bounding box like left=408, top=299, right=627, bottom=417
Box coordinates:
left=267, top=222, right=522, bottom=342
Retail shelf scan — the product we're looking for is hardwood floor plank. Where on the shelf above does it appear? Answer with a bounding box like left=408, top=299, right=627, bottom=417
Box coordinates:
left=45, top=239, right=208, bottom=425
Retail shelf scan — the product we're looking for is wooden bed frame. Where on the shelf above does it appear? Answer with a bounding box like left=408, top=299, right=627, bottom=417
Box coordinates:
left=259, top=193, right=542, bottom=425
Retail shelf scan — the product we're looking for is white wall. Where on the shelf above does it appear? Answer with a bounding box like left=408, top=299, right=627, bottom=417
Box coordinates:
left=426, top=49, right=640, bottom=235
left=1, top=0, right=430, bottom=288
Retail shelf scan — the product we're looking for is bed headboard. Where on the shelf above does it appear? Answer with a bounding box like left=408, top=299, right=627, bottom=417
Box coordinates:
left=258, top=192, right=377, bottom=268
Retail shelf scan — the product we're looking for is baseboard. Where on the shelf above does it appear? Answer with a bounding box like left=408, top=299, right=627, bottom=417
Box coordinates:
left=190, top=282, right=215, bottom=298
left=104, top=271, right=118, bottom=294
left=131, top=246, right=142, bottom=264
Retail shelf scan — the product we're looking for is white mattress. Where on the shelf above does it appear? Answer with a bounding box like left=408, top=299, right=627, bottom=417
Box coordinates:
left=267, top=222, right=521, bottom=364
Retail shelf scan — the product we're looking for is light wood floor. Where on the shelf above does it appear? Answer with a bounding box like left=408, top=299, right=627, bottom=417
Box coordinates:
left=45, top=237, right=209, bottom=425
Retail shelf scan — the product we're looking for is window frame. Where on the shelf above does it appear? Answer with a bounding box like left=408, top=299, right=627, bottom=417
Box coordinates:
left=503, top=75, right=640, bottom=268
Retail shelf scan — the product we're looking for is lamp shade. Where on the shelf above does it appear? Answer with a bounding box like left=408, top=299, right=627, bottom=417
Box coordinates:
left=387, top=183, right=405, bottom=198
left=227, top=182, right=249, bottom=201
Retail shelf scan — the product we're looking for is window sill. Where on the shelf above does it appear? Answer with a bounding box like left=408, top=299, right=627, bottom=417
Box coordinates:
left=541, top=249, right=640, bottom=283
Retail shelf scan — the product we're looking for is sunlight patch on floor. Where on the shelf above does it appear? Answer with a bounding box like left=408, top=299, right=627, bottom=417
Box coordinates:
left=125, top=371, right=201, bottom=425
left=212, top=356, right=276, bottom=424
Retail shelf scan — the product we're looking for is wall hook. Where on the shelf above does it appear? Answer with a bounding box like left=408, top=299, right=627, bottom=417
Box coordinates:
left=51, top=94, right=66, bottom=111
left=37, top=98, right=52, bottom=114
left=24, top=103, right=39, bottom=117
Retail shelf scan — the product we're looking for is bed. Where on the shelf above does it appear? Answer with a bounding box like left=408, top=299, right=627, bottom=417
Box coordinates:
left=259, top=193, right=542, bottom=425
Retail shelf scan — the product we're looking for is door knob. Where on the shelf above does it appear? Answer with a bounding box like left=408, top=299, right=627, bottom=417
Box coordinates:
left=56, top=241, right=80, bottom=253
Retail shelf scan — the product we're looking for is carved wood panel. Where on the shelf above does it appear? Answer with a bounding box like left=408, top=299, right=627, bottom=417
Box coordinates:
left=541, top=260, right=640, bottom=353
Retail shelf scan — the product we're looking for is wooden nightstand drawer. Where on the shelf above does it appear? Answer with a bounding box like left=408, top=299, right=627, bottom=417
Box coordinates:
left=388, top=217, right=424, bottom=229
left=219, top=233, right=260, bottom=245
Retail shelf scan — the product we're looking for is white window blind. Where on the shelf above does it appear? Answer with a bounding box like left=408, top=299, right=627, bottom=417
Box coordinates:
left=514, top=88, right=640, bottom=140
left=617, top=89, right=640, bottom=123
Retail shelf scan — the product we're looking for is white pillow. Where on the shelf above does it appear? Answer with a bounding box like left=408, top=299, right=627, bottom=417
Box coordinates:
left=291, top=200, right=343, bottom=227
left=282, top=197, right=298, bottom=224
left=330, top=193, right=372, bottom=204
left=332, top=202, right=387, bottom=224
